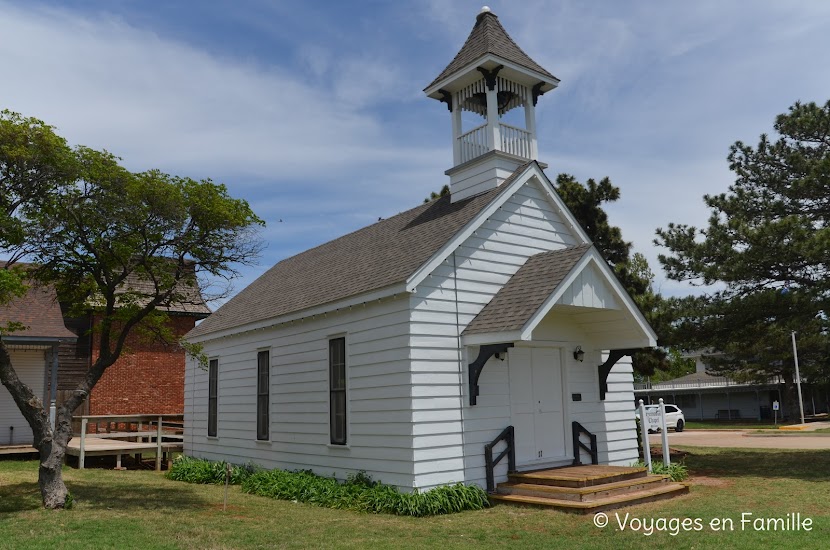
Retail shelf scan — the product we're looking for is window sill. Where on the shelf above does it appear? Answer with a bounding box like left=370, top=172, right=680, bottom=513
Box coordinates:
left=327, top=443, right=351, bottom=450
left=255, top=439, right=272, bottom=445
left=207, top=436, right=219, bottom=441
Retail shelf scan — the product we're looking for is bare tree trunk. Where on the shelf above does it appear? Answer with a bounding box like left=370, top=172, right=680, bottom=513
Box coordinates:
left=0, top=343, right=72, bottom=509
left=38, top=439, right=68, bottom=508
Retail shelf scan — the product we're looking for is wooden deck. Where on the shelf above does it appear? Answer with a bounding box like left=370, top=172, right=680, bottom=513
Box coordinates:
left=0, top=445, right=38, bottom=456
left=65, top=436, right=182, bottom=470
left=66, top=414, right=184, bottom=470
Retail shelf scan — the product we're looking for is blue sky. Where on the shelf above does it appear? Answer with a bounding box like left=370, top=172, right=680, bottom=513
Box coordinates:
left=2, top=1, right=830, bottom=303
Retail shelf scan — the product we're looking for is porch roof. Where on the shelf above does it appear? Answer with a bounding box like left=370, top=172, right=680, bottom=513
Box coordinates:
left=461, top=245, right=657, bottom=348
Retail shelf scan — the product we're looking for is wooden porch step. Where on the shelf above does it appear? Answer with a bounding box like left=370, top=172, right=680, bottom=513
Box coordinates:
left=498, top=474, right=670, bottom=502
left=508, top=465, right=648, bottom=488
left=490, top=482, right=689, bottom=514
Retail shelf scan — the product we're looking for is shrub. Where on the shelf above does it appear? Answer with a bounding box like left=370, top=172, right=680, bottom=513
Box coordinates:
left=165, top=455, right=257, bottom=485
left=168, top=456, right=489, bottom=516
left=241, top=470, right=489, bottom=517
left=634, top=460, right=689, bottom=482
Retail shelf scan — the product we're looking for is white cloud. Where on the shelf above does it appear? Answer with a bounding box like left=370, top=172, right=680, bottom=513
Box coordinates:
left=4, top=0, right=830, bottom=305
left=0, top=2, right=442, bottom=186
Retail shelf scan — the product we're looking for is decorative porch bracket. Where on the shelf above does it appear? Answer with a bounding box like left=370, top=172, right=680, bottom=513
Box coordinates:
left=598, top=349, right=641, bottom=400
left=469, top=343, right=514, bottom=405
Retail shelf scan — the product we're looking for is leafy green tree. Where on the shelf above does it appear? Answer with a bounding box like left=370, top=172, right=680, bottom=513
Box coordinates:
left=0, top=110, right=263, bottom=508
left=555, top=174, right=669, bottom=375
left=656, top=99, right=830, bottom=415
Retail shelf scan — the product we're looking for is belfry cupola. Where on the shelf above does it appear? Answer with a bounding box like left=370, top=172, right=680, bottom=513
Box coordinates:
left=425, top=6, right=559, bottom=202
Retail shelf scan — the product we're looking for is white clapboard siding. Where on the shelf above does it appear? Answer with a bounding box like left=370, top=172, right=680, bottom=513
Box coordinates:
left=184, top=295, right=417, bottom=489
left=0, top=348, right=47, bottom=446
left=409, top=178, right=585, bottom=489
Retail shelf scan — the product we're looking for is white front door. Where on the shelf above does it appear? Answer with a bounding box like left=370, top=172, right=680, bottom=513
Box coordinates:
left=509, top=347, right=567, bottom=466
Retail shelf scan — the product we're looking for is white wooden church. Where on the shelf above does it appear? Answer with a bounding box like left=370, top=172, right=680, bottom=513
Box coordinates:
left=184, top=8, right=662, bottom=499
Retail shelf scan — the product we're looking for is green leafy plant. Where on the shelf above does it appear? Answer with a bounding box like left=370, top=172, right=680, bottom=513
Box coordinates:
left=634, top=460, right=689, bottom=482
left=165, top=455, right=257, bottom=485
left=167, top=457, right=489, bottom=517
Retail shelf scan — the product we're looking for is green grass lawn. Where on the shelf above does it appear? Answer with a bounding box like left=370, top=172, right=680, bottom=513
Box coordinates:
left=1, top=448, right=829, bottom=549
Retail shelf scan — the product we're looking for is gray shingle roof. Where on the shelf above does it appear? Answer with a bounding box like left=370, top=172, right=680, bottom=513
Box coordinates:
left=425, top=10, right=557, bottom=91
left=188, top=165, right=532, bottom=339
left=118, top=270, right=211, bottom=317
left=4, top=261, right=210, bottom=318
left=0, top=284, right=76, bottom=341
left=463, top=244, right=591, bottom=336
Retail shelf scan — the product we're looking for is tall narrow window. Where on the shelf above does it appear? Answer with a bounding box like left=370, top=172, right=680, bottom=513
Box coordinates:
left=256, top=350, right=270, bottom=441
left=207, top=359, right=218, bottom=437
left=329, top=337, right=347, bottom=445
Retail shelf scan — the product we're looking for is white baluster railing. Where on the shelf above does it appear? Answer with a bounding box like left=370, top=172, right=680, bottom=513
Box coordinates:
left=457, top=124, right=489, bottom=164
left=499, top=123, right=532, bottom=159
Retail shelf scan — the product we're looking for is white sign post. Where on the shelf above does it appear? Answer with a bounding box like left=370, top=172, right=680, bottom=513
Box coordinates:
left=659, top=398, right=671, bottom=467
left=791, top=331, right=806, bottom=424
left=773, top=400, right=779, bottom=425
left=638, top=399, right=652, bottom=473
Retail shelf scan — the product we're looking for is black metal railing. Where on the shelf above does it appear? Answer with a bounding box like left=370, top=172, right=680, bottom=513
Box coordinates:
left=484, top=425, right=515, bottom=493
left=572, top=421, right=598, bottom=466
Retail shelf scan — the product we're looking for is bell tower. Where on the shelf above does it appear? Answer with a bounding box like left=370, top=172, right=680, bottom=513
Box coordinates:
left=424, top=6, right=559, bottom=202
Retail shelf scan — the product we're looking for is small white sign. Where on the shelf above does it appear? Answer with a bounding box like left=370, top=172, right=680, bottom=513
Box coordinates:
left=773, top=401, right=780, bottom=411
left=645, top=409, right=662, bottom=430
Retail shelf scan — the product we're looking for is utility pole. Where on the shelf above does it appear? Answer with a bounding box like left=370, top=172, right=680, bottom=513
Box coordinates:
left=791, top=331, right=806, bottom=424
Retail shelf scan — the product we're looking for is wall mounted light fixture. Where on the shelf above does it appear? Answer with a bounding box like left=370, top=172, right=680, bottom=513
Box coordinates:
left=573, top=346, right=585, bottom=362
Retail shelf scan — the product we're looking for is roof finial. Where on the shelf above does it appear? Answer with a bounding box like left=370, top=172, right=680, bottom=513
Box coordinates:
left=479, top=6, right=492, bottom=14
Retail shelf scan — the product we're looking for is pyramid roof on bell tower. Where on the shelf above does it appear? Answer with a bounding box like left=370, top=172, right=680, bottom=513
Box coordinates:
left=425, top=8, right=557, bottom=91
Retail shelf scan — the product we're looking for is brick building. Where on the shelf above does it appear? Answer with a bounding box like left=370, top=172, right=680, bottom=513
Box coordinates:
left=56, top=274, right=211, bottom=415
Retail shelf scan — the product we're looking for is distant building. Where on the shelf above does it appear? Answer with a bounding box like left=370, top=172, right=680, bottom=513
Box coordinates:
left=1, top=266, right=209, bottom=447
left=634, top=354, right=827, bottom=420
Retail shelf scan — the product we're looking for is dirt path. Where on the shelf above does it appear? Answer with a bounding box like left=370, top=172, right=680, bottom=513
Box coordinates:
left=648, top=430, right=830, bottom=449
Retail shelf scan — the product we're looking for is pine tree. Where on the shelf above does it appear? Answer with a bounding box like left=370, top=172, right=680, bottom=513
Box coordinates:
left=656, top=100, right=830, bottom=415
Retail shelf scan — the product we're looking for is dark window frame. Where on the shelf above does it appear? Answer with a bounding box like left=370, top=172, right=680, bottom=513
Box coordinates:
left=256, top=350, right=270, bottom=441
left=208, top=358, right=219, bottom=437
left=329, top=337, right=347, bottom=445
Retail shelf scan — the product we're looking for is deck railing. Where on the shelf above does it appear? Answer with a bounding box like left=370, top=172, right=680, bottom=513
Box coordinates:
left=634, top=375, right=786, bottom=391
left=73, top=414, right=184, bottom=470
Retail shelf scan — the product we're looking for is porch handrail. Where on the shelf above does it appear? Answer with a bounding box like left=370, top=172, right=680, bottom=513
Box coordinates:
left=572, top=421, right=598, bottom=466
left=484, top=425, right=515, bottom=493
